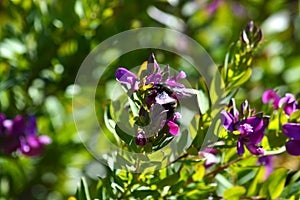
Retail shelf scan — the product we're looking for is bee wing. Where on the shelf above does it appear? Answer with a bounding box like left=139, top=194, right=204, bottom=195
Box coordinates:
left=173, top=87, right=201, bottom=112
left=173, top=87, right=198, bottom=98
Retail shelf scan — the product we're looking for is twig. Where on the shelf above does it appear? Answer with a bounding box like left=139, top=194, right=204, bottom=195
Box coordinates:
left=204, top=155, right=251, bottom=178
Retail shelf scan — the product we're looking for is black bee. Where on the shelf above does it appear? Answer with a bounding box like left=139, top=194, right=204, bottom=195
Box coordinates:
left=152, top=83, right=178, bottom=119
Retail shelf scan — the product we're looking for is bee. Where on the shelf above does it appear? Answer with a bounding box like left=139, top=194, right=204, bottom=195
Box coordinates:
left=152, top=83, right=178, bottom=119
left=153, top=83, right=200, bottom=115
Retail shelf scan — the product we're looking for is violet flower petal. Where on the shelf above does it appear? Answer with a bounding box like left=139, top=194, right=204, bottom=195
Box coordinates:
left=167, top=121, right=180, bottom=136
left=285, top=140, right=300, bottom=156
left=237, top=139, right=245, bottom=155
left=172, top=112, right=182, bottom=121
left=201, top=152, right=218, bottom=168
left=220, top=110, right=235, bottom=132
left=164, top=79, right=185, bottom=88
left=246, top=143, right=264, bottom=155
left=282, top=123, right=300, bottom=140
left=38, top=135, right=52, bottom=145
left=257, top=156, right=273, bottom=180
left=116, top=68, right=138, bottom=90
left=147, top=53, right=160, bottom=74
left=25, top=115, right=37, bottom=135
left=165, top=71, right=186, bottom=88
left=146, top=74, right=162, bottom=85
left=279, top=93, right=296, bottom=106
left=243, top=116, right=269, bottom=145
left=279, top=93, right=297, bottom=115
left=238, top=123, right=253, bottom=136
left=20, top=135, right=44, bottom=156
left=262, top=89, right=280, bottom=109
left=176, top=71, right=186, bottom=80
left=3, top=115, right=25, bottom=135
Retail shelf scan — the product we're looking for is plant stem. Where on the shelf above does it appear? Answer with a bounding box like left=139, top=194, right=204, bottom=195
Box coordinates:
left=204, top=155, right=251, bottom=178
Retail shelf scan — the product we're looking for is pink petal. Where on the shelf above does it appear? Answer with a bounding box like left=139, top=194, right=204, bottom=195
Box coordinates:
left=167, top=121, right=180, bottom=136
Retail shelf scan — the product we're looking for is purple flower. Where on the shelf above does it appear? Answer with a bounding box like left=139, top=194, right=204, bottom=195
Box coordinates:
left=199, top=148, right=219, bottom=168
left=115, top=68, right=139, bottom=92
left=262, top=89, right=280, bottom=109
left=206, top=0, right=223, bottom=15
left=279, top=93, right=298, bottom=116
left=282, top=123, right=300, bottom=156
left=165, top=71, right=186, bottom=88
left=237, top=116, right=269, bottom=155
left=257, top=156, right=273, bottom=180
left=220, top=99, right=239, bottom=132
left=220, top=99, right=269, bottom=155
left=20, top=135, right=52, bottom=156
left=115, top=53, right=192, bottom=140
left=3, top=115, right=25, bottom=136
left=0, top=114, right=51, bottom=157
left=146, top=74, right=162, bottom=85
left=24, top=115, right=37, bottom=135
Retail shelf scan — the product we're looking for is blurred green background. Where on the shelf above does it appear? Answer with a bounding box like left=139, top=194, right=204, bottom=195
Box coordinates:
left=0, top=0, right=299, bottom=199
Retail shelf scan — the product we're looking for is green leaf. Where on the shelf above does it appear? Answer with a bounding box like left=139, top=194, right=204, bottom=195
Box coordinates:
left=227, top=68, right=252, bottom=90
left=197, top=90, right=210, bottom=114
left=280, top=181, right=300, bottom=198
left=215, top=174, right=233, bottom=196
left=192, top=163, right=205, bottom=181
left=75, top=177, right=91, bottom=200
left=223, top=186, right=246, bottom=200
left=186, top=146, right=199, bottom=156
left=169, top=180, right=185, bottom=194
left=259, top=168, right=288, bottom=199
left=247, top=167, right=264, bottom=196
left=266, top=130, right=287, bottom=149
left=115, top=123, right=134, bottom=144
left=280, top=171, right=300, bottom=198
left=130, top=189, right=160, bottom=199
left=290, top=110, right=300, bottom=122
left=185, top=190, right=203, bottom=200
left=156, top=172, right=180, bottom=188
left=176, top=129, right=189, bottom=155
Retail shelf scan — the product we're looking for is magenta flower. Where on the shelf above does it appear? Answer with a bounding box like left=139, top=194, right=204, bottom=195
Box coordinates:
left=279, top=93, right=298, bottom=116
left=167, top=121, right=180, bottom=136
left=20, top=135, right=52, bottom=156
left=220, top=99, right=269, bottom=155
left=0, top=114, right=51, bottom=157
left=262, top=90, right=298, bottom=116
left=282, top=123, right=300, bottom=156
left=262, top=89, right=280, bottom=109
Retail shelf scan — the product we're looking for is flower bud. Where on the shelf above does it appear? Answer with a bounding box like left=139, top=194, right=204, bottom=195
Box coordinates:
left=135, top=130, right=148, bottom=146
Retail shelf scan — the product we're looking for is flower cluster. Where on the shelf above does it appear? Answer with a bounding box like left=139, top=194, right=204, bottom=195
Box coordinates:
left=116, top=53, right=194, bottom=147
left=0, top=114, right=51, bottom=157
left=220, top=99, right=269, bottom=155
left=263, top=89, right=300, bottom=155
